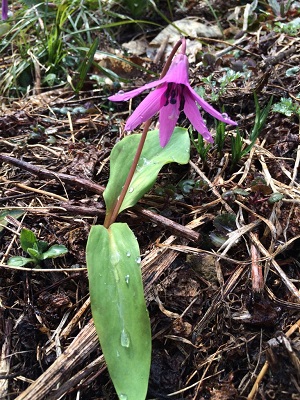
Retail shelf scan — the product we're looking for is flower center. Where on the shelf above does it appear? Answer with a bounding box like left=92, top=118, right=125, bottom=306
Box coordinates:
left=164, top=83, right=185, bottom=111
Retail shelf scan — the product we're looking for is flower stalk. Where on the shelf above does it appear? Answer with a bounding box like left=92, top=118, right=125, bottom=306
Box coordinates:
left=104, top=119, right=151, bottom=228
left=105, top=37, right=237, bottom=226
left=104, top=38, right=186, bottom=228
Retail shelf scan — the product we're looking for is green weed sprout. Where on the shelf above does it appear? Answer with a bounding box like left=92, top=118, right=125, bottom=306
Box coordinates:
left=231, top=92, right=273, bottom=167
left=268, top=0, right=293, bottom=17
left=272, top=97, right=300, bottom=117
left=8, top=228, right=68, bottom=267
left=215, top=120, right=226, bottom=156
left=190, top=130, right=211, bottom=163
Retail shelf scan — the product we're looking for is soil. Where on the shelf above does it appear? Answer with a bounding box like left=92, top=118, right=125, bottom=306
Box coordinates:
left=0, top=2, right=300, bottom=400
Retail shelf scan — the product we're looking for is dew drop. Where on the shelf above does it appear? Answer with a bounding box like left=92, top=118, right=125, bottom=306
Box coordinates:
left=111, top=252, right=120, bottom=265
left=118, top=90, right=125, bottom=95
left=128, top=187, right=134, bottom=193
left=116, top=350, right=120, bottom=358
left=221, top=112, right=228, bottom=120
left=126, top=251, right=131, bottom=257
left=120, top=328, right=130, bottom=348
left=119, top=394, right=128, bottom=400
left=142, top=157, right=151, bottom=166
left=125, top=275, right=130, bottom=285
left=135, top=256, right=141, bottom=265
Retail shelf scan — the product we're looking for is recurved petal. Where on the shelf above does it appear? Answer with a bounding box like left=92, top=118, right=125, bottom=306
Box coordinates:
left=187, top=84, right=237, bottom=126
left=183, top=90, right=213, bottom=143
left=159, top=100, right=180, bottom=147
left=125, top=85, right=166, bottom=131
left=108, top=78, right=166, bottom=102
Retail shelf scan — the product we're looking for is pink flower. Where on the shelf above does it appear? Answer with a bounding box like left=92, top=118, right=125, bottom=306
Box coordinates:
left=109, top=53, right=237, bottom=147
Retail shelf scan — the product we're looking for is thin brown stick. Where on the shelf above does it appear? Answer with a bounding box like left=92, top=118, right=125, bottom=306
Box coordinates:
left=133, top=206, right=199, bottom=242
left=0, top=154, right=105, bottom=195
left=0, top=176, right=68, bottom=202
left=247, top=318, right=300, bottom=400
left=0, top=154, right=198, bottom=240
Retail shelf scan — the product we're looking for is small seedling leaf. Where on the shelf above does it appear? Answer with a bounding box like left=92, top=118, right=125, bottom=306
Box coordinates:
left=20, top=229, right=37, bottom=252
left=41, top=244, right=68, bottom=260
left=27, top=247, right=42, bottom=260
left=37, top=240, right=49, bottom=254
left=0, top=209, right=24, bottom=234
left=7, top=256, right=35, bottom=267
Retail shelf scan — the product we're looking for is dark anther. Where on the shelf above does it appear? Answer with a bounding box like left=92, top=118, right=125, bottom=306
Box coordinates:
left=179, top=96, right=185, bottom=111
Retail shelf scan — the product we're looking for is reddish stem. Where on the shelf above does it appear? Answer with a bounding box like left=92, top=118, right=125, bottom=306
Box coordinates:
left=104, top=120, right=151, bottom=228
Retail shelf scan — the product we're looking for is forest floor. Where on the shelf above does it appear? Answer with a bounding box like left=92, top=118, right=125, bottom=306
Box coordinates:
left=0, top=1, right=300, bottom=399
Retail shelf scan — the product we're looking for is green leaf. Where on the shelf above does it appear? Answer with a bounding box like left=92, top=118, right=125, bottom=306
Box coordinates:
left=104, top=127, right=190, bottom=215
left=0, top=209, right=24, bottom=234
left=86, top=223, right=151, bottom=400
left=20, top=228, right=38, bottom=253
left=7, top=256, right=35, bottom=267
left=0, top=23, right=10, bottom=37
left=37, top=240, right=49, bottom=254
left=268, top=193, right=284, bottom=204
left=41, top=244, right=68, bottom=259
left=27, top=247, right=42, bottom=260
left=76, top=37, right=99, bottom=93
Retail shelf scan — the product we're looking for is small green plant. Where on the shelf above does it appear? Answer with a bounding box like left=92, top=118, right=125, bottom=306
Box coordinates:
left=274, top=18, right=300, bottom=36
left=268, top=0, right=293, bottom=17
left=215, top=120, right=226, bottom=156
left=0, top=0, right=158, bottom=96
left=190, top=130, right=211, bottom=162
left=231, top=128, right=244, bottom=167
left=231, top=92, right=273, bottom=167
left=272, top=97, right=300, bottom=117
left=8, top=228, right=68, bottom=267
left=199, top=69, right=248, bottom=103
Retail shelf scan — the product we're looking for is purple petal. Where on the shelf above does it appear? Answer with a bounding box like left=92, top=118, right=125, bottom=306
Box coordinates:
left=2, top=0, right=8, bottom=20
left=125, top=85, right=167, bottom=131
left=159, top=99, right=180, bottom=147
left=164, top=54, right=189, bottom=85
left=108, top=78, right=167, bottom=102
left=183, top=90, right=213, bottom=143
left=187, top=84, right=237, bottom=126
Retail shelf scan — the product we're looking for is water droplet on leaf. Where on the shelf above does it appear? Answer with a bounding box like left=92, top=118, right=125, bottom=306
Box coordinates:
left=125, top=275, right=130, bottom=285
left=126, top=251, right=131, bottom=257
left=118, top=90, right=124, bottom=95
left=142, top=157, right=151, bottom=166
left=111, top=252, right=120, bottom=265
left=221, top=112, right=228, bottom=119
left=120, top=328, right=130, bottom=348
left=119, top=394, right=128, bottom=400
left=128, top=187, right=134, bottom=193
left=136, top=256, right=141, bottom=265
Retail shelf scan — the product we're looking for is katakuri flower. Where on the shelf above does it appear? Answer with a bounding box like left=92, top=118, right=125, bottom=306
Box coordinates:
left=1, top=0, right=8, bottom=20
left=109, top=53, right=237, bottom=147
